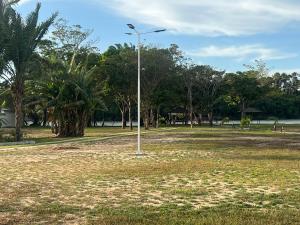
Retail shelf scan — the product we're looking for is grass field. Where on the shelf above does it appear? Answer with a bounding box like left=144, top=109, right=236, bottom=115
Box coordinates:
left=0, top=126, right=299, bottom=224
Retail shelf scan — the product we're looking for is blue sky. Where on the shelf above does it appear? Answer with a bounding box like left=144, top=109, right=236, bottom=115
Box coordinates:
left=18, top=0, right=300, bottom=73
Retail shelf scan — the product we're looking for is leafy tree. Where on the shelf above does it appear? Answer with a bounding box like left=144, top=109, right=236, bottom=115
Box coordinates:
left=151, top=71, right=185, bottom=128
left=224, top=72, right=261, bottom=119
left=244, top=59, right=270, bottom=78
left=101, top=44, right=137, bottom=129
left=193, top=65, right=225, bottom=126
left=149, top=45, right=186, bottom=128
left=272, top=72, right=300, bottom=95
left=25, top=20, right=105, bottom=136
left=181, top=63, right=196, bottom=128
left=26, top=50, right=106, bottom=136
left=0, top=0, right=19, bottom=71
left=1, top=2, right=57, bottom=141
left=140, top=46, right=174, bottom=129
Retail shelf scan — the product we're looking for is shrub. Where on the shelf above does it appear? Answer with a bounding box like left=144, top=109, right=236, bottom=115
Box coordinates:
left=241, top=116, right=251, bottom=128
left=0, top=129, right=16, bottom=142
left=0, top=129, right=26, bottom=142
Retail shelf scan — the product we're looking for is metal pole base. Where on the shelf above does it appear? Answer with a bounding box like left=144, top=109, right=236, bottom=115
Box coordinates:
left=136, top=152, right=146, bottom=157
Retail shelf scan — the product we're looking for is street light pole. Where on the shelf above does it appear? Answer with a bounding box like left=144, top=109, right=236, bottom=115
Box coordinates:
left=137, top=32, right=141, bottom=155
left=126, top=24, right=166, bottom=156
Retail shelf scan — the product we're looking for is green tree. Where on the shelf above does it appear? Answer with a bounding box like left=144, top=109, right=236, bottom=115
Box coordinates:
left=181, top=63, right=195, bottom=128
left=140, top=46, right=174, bottom=129
left=101, top=44, right=137, bottom=129
left=224, top=72, right=261, bottom=119
left=0, top=0, right=19, bottom=71
left=273, top=72, right=300, bottom=95
left=32, top=21, right=105, bottom=136
left=1, top=2, right=57, bottom=141
left=193, top=65, right=225, bottom=126
left=151, top=72, right=185, bottom=128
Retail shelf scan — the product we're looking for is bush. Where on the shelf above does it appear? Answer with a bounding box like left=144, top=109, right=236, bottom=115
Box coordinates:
left=241, top=116, right=251, bottom=128
left=0, top=129, right=26, bottom=142
left=0, top=129, right=16, bottom=142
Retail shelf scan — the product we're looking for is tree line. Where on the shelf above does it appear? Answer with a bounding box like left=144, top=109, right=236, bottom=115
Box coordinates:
left=1, top=1, right=300, bottom=141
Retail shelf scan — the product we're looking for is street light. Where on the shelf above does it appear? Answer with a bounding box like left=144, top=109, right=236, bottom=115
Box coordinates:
left=126, top=24, right=166, bottom=156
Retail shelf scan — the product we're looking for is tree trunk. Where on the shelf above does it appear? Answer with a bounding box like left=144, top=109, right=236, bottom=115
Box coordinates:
left=128, top=100, right=133, bottom=130
left=79, top=112, right=87, bottom=136
left=121, top=105, right=127, bottom=129
left=156, top=106, right=160, bottom=128
left=241, top=101, right=246, bottom=119
left=101, top=112, right=105, bottom=127
left=12, top=81, right=24, bottom=142
left=150, top=108, right=155, bottom=128
left=197, top=113, right=202, bottom=126
left=52, top=121, right=59, bottom=135
left=184, top=108, right=188, bottom=125
left=87, top=116, right=92, bottom=127
left=208, top=112, right=213, bottom=127
left=188, top=86, right=193, bottom=128
left=93, top=111, right=97, bottom=127
left=14, top=94, right=23, bottom=141
left=121, top=111, right=126, bottom=129
left=43, top=108, right=47, bottom=127
left=144, top=110, right=150, bottom=130
left=57, top=109, right=87, bottom=137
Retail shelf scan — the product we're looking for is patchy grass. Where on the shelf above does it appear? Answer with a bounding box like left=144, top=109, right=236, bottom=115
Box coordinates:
left=0, top=127, right=135, bottom=144
left=0, top=126, right=299, bottom=224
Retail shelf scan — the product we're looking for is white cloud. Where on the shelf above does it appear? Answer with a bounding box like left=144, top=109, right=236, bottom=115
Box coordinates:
left=19, top=0, right=33, bottom=4
left=98, top=0, right=300, bottom=36
left=187, top=44, right=297, bottom=61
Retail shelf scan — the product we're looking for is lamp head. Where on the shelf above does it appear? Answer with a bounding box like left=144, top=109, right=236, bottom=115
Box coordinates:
left=154, top=29, right=167, bottom=33
left=127, top=24, right=135, bottom=30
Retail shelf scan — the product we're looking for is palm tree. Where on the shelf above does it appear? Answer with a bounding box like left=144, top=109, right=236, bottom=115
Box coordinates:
left=23, top=20, right=105, bottom=137
left=0, top=0, right=18, bottom=71
left=54, top=61, right=106, bottom=137
left=2, top=2, right=57, bottom=141
left=25, top=53, right=106, bottom=137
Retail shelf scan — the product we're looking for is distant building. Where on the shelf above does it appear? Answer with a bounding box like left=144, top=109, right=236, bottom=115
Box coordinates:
left=0, top=108, right=15, bottom=128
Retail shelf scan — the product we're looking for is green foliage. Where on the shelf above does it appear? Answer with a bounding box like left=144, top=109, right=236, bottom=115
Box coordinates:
left=3, top=3, right=57, bottom=81
left=0, top=128, right=16, bottom=142
left=240, top=116, right=252, bottom=128
left=24, top=21, right=106, bottom=137
left=102, top=43, right=137, bottom=105
left=0, top=1, right=57, bottom=141
left=192, top=65, right=225, bottom=113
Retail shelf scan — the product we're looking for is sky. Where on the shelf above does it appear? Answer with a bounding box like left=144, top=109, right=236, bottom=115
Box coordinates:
left=18, top=0, right=300, bottom=73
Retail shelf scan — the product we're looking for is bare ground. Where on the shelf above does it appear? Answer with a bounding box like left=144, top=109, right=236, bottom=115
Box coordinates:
left=0, top=127, right=299, bottom=224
